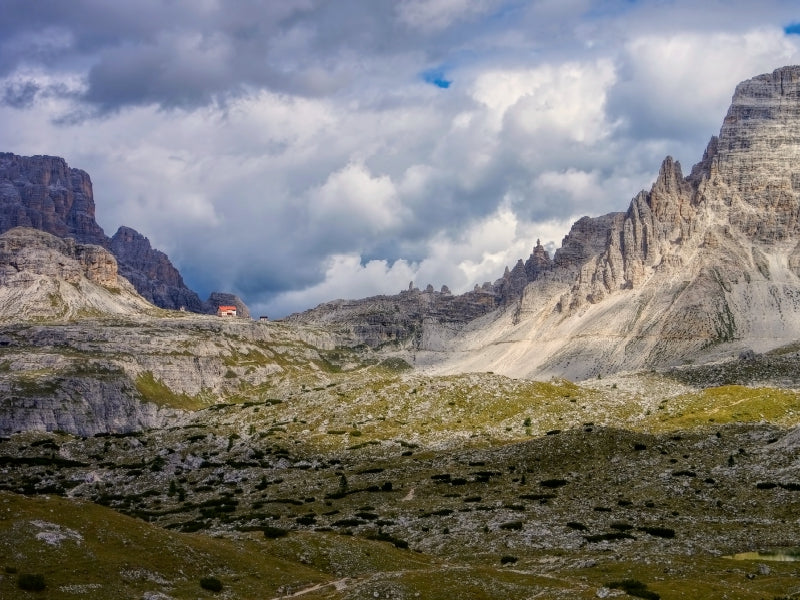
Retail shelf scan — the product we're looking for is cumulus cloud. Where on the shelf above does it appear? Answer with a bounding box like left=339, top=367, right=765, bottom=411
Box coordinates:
left=609, top=28, right=800, bottom=140
left=262, top=202, right=576, bottom=317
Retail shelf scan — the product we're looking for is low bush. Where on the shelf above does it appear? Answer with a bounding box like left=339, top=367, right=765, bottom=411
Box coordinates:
left=606, top=579, right=659, bottom=600
left=366, top=531, right=409, bottom=549
left=199, top=576, right=223, bottom=592
left=639, top=526, right=675, bottom=539
left=500, top=555, right=518, bottom=565
left=539, top=478, right=568, bottom=488
left=17, top=573, right=46, bottom=591
left=499, top=520, right=523, bottom=531
left=263, top=526, right=289, bottom=539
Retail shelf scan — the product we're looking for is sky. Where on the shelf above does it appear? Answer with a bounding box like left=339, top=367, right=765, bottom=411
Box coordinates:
left=3, top=1, right=800, bottom=318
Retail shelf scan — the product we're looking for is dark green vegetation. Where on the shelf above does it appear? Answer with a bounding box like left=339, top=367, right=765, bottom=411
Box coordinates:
left=2, top=416, right=800, bottom=598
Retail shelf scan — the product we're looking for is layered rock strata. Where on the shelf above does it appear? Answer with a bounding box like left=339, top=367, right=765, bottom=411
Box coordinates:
left=419, top=66, right=800, bottom=379
left=0, top=153, right=247, bottom=314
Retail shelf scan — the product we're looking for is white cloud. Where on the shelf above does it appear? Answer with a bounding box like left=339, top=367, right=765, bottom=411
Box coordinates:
left=261, top=202, right=576, bottom=317
left=611, top=28, right=800, bottom=137
left=5, top=2, right=800, bottom=318
left=309, top=162, right=405, bottom=234
left=472, top=59, right=618, bottom=143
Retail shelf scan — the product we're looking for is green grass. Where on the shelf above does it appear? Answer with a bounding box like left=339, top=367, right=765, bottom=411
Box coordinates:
left=649, top=385, right=800, bottom=431
left=134, top=371, right=206, bottom=410
left=0, top=491, right=327, bottom=600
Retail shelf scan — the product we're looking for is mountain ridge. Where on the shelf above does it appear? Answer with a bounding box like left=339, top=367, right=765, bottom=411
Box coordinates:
left=293, top=65, right=800, bottom=380
left=0, top=152, right=247, bottom=315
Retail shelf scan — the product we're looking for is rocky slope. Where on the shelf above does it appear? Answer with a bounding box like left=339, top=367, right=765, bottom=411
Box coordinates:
left=287, top=241, right=554, bottom=348
left=0, top=153, right=247, bottom=314
left=399, top=66, right=800, bottom=379
left=0, top=226, right=342, bottom=435
left=0, top=227, right=157, bottom=322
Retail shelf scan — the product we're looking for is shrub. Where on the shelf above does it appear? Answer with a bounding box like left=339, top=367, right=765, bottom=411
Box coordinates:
left=500, top=555, right=518, bottom=565
left=671, top=470, right=696, bottom=478
left=295, top=514, right=316, bottom=525
left=263, top=526, right=289, bottom=539
left=199, top=576, right=223, bottom=592
left=539, top=478, right=568, bottom=488
left=639, top=526, right=675, bottom=539
left=566, top=521, right=587, bottom=531
left=366, top=531, right=409, bottom=549
left=499, top=520, right=524, bottom=531
left=17, top=573, right=46, bottom=591
left=606, top=579, right=660, bottom=600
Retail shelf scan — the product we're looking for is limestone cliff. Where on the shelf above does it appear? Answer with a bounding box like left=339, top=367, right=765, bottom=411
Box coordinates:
left=0, top=227, right=157, bottom=322
left=110, top=226, right=205, bottom=312
left=420, top=66, right=800, bottom=379
left=0, top=154, right=208, bottom=312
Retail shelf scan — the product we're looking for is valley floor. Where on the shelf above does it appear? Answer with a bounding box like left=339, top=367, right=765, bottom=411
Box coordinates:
left=2, top=365, right=800, bottom=599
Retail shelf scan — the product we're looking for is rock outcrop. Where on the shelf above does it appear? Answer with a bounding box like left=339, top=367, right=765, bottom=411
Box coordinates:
left=204, top=292, right=250, bottom=318
left=0, top=227, right=157, bottom=322
left=110, top=226, right=205, bottom=312
left=0, top=153, right=211, bottom=312
left=286, top=284, right=498, bottom=348
left=288, top=242, right=555, bottom=348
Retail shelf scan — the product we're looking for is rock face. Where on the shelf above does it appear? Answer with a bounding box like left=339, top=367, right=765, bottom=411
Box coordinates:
left=0, top=227, right=156, bottom=322
left=0, top=314, right=338, bottom=436
left=0, top=153, right=211, bottom=312
left=416, top=66, right=800, bottom=379
left=110, top=226, right=204, bottom=312
left=0, top=153, right=105, bottom=245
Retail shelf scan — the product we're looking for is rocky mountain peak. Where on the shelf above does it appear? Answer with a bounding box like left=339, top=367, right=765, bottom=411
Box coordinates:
left=0, top=152, right=249, bottom=316
left=110, top=226, right=204, bottom=312
left=0, top=152, right=105, bottom=245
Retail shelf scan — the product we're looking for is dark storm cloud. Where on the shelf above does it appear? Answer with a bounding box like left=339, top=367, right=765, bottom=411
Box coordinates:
left=1, top=79, right=39, bottom=108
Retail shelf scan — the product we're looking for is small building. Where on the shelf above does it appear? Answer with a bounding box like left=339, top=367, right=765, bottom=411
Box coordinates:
left=259, top=315, right=269, bottom=322
left=217, top=305, right=237, bottom=317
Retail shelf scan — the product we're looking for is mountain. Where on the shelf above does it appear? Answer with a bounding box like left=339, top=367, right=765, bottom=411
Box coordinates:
left=294, top=66, right=800, bottom=380
left=0, top=152, right=247, bottom=315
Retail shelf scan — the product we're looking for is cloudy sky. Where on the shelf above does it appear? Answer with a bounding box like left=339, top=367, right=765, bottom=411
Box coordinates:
left=3, top=0, right=800, bottom=317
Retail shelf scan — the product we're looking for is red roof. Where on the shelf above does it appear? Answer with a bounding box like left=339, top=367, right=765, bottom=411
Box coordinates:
left=218, top=306, right=237, bottom=311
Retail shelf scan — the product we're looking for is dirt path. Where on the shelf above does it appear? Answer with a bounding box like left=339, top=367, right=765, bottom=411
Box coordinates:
left=268, top=577, right=352, bottom=599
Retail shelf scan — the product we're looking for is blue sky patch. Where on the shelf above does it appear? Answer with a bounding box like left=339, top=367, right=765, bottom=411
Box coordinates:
left=422, top=68, right=451, bottom=89
left=785, top=22, right=800, bottom=35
